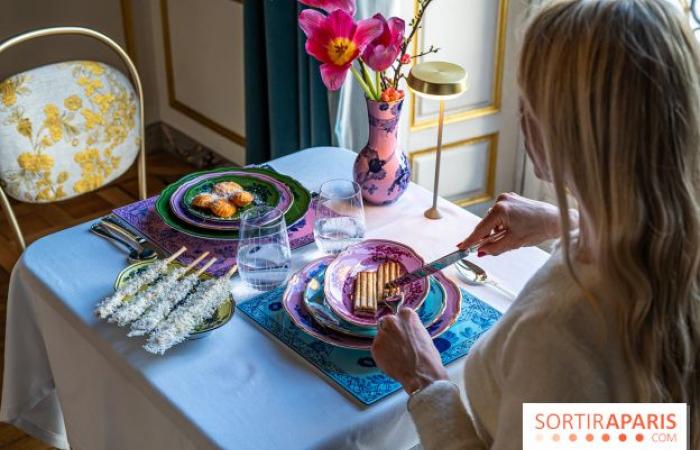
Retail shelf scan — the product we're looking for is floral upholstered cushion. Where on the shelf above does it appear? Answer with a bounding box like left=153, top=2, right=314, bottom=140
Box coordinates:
left=0, top=61, right=140, bottom=202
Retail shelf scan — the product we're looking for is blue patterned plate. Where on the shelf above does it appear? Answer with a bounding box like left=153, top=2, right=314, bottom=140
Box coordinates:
left=303, top=260, right=446, bottom=338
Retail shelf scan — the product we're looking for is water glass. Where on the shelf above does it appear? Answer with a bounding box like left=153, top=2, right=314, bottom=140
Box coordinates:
left=237, top=206, right=291, bottom=291
left=313, top=179, right=366, bottom=255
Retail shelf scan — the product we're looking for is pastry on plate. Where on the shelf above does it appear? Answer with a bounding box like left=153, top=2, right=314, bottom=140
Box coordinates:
left=212, top=181, right=243, bottom=196
left=379, top=261, right=402, bottom=300
left=191, top=193, right=215, bottom=209
left=230, top=190, right=254, bottom=207
left=353, top=271, right=377, bottom=316
left=209, top=199, right=237, bottom=218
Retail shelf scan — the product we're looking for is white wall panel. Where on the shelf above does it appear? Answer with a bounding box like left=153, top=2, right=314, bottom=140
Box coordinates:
left=166, top=0, right=245, bottom=139
left=414, top=0, right=501, bottom=121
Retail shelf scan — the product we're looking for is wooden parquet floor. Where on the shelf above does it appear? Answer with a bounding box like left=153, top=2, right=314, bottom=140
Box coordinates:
left=0, top=150, right=196, bottom=449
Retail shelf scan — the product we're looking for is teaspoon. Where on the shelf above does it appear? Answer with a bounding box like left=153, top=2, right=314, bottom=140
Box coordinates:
left=456, top=259, right=517, bottom=300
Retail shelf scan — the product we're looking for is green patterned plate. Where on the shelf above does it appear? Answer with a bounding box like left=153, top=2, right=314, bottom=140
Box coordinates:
left=155, top=167, right=312, bottom=240
left=114, top=260, right=234, bottom=338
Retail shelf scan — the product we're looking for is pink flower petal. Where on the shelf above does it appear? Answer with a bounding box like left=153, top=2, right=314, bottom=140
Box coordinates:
left=354, top=17, right=383, bottom=50
left=363, top=44, right=400, bottom=72
left=298, top=9, right=327, bottom=38
left=299, top=0, right=356, bottom=15
left=325, top=9, right=356, bottom=39
left=320, top=63, right=350, bottom=90
left=387, top=17, right=405, bottom=44
left=305, top=38, right=332, bottom=64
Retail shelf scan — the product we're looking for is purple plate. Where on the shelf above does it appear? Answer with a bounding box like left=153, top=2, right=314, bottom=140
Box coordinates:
left=170, top=170, right=294, bottom=231
left=283, top=257, right=461, bottom=349
left=324, top=239, right=429, bottom=328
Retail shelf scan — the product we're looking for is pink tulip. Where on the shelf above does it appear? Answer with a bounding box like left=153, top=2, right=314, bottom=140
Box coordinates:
left=361, top=14, right=405, bottom=72
left=299, top=0, right=355, bottom=15
left=299, top=9, right=382, bottom=90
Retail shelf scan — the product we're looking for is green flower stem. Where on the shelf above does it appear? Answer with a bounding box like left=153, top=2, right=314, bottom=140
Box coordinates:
left=351, top=67, right=376, bottom=100
left=359, top=61, right=378, bottom=99
left=376, top=71, right=382, bottom=97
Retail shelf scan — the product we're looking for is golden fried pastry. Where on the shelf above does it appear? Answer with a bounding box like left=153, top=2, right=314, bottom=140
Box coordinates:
left=378, top=261, right=402, bottom=301
left=191, top=193, right=215, bottom=209
left=353, top=271, right=377, bottom=316
left=212, top=181, right=243, bottom=196
left=209, top=199, right=237, bottom=218
left=230, top=190, right=254, bottom=207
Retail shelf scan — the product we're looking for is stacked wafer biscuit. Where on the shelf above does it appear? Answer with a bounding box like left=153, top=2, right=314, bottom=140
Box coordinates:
left=353, top=261, right=403, bottom=316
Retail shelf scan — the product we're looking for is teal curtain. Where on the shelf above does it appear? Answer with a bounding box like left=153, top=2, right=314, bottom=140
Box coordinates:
left=244, top=0, right=332, bottom=164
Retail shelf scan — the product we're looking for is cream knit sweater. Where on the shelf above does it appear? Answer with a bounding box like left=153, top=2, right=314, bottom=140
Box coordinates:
left=408, top=247, right=634, bottom=449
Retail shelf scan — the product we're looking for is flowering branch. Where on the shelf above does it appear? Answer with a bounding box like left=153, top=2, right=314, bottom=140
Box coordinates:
left=392, top=0, right=435, bottom=88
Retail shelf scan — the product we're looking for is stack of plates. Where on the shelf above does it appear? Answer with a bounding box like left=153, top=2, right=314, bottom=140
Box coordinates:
left=155, top=167, right=312, bottom=240
left=283, top=240, right=462, bottom=349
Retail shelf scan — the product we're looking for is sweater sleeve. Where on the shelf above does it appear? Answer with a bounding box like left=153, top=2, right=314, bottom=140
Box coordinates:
left=407, top=380, right=487, bottom=450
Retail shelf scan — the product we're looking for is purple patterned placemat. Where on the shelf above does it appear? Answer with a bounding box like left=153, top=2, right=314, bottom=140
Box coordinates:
left=112, top=196, right=316, bottom=277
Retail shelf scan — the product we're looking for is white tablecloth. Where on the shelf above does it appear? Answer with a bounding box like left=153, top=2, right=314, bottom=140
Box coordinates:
left=1, top=147, right=549, bottom=450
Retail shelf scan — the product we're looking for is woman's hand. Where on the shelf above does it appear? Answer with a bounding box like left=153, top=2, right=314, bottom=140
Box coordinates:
left=458, top=192, right=573, bottom=256
left=371, top=308, right=448, bottom=394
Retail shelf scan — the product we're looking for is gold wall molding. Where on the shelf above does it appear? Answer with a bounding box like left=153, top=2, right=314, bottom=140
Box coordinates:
left=408, top=132, right=499, bottom=207
left=160, top=0, right=246, bottom=147
left=409, top=0, right=508, bottom=131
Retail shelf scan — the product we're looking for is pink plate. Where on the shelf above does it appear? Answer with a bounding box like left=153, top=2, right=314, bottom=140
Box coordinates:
left=323, top=239, right=429, bottom=328
left=283, top=257, right=461, bottom=349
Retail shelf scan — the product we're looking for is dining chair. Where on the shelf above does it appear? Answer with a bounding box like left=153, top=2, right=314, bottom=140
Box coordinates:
left=0, top=27, right=146, bottom=251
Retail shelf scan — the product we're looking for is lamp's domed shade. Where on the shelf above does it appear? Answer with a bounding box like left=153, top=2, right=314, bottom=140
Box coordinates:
left=407, top=61, right=468, bottom=100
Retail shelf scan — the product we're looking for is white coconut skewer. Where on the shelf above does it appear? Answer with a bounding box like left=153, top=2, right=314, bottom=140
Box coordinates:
left=128, top=256, right=217, bottom=337
left=110, top=251, right=211, bottom=326
left=95, top=247, right=187, bottom=319
left=144, top=265, right=238, bottom=355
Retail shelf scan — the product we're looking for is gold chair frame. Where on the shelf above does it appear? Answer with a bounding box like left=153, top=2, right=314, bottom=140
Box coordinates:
left=0, top=27, right=147, bottom=251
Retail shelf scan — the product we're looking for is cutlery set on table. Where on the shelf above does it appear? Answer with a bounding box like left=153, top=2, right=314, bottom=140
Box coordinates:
left=91, top=166, right=509, bottom=355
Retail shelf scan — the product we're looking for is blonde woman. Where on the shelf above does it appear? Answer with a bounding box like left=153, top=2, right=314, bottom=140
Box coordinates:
left=371, top=0, right=700, bottom=448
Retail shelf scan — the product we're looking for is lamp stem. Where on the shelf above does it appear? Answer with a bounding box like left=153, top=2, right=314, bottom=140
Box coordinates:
left=425, top=100, right=445, bottom=220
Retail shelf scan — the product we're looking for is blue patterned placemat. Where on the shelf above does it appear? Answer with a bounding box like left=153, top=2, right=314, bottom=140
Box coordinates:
left=238, top=288, right=502, bottom=405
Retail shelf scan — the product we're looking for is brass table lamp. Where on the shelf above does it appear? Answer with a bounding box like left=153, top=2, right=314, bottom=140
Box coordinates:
left=408, top=62, right=468, bottom=219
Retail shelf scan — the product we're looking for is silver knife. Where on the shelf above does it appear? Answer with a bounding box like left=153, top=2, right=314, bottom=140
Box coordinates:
left=385, top=229, right=507, bottom=289
left=101, top=215, right=164, bottom=256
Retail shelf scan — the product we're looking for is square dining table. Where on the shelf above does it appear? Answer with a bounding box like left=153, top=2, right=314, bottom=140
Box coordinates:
left=0, top=147, right=549, bottom=450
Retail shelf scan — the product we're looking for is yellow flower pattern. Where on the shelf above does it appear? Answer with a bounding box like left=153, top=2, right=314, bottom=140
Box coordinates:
left=0, top=61, right=139, bottom=202
left=0, top=75, right=28, bottom=107
left=64, top=95, right=82, bottom=111
left=17, top=152, right=54, bottom=173
left=77, top=76, right=102, bottom=96
left=17, top=118, right=32, bottom=138
left=81, top=108, right=103, bottom=130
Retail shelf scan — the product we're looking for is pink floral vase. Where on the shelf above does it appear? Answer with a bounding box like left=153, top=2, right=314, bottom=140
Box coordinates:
left=353, top=98, right=410, bottom=205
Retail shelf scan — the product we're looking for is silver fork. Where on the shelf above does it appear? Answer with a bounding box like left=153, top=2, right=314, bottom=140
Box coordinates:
left=384, top=292, right=405, bottom=315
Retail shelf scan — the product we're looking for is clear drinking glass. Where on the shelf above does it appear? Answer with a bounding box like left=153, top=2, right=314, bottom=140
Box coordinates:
left=313, top=179, right=366, bottom=255
left=237, top=206, right=291, bottom=291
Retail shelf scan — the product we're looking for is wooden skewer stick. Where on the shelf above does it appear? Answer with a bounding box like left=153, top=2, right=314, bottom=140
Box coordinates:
left=182, top=252, right=210, bottom=274
left=224, top=264, right=238, bottom=279
left=194, top=257, right=217, bottom=277
left=164, top=246, right=187, bottom=264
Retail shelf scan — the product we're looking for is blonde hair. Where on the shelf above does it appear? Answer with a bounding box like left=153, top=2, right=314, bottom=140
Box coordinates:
left=519, top=0, right=700, bottom=444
